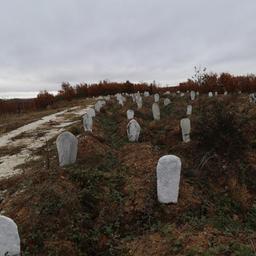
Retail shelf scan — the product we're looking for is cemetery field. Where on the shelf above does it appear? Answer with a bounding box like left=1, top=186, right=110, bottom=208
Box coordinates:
left=2, top=93, right=256, bottom=255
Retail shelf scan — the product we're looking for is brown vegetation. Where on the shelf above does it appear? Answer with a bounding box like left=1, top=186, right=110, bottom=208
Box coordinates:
left=2, top=72, right=256, bottom=115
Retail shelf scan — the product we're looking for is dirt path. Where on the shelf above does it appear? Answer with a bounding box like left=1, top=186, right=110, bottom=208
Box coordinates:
left=0, top=105, right=92, bottom=179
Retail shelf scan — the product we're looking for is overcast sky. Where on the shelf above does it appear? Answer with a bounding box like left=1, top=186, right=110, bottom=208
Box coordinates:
left=0, top=0, right=256, bottom=93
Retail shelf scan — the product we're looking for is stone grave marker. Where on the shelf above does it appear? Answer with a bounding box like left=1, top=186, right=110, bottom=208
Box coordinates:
left=180, top=118, right=191, bottom=143
left=152, top=103, right=160, bottom=120
left=0, top=215, right=20, bottom=256
left=56, top=131, right=78, bottom=167
left=156, top=155, right=182, bottom=204
left=127, top=119, right=141, bottom=142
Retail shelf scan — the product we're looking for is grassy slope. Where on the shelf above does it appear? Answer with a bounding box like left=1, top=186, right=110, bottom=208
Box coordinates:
left=1, top=94, right=256, bottom=255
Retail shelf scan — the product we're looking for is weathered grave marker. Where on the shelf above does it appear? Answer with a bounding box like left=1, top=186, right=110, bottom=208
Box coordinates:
left=56, top=131, right=78, bottom=166
left=154, top=93, right=160, bottom=102
left=152, top=103, right=160, bottom=120
left=164, top=98, right=171, bottom=106
left=127, top=109, right=134, bottom=120
left=180, top=118, right=191, bottom=142
left=0, top=215, right=20, bottom=256
left=156, top=155, right=182, bottom=204
left=83, top=113, right=93, bottom=132
left=127, top=119, right=141, bottom=142
left=186, top=105, right=192, bottom=115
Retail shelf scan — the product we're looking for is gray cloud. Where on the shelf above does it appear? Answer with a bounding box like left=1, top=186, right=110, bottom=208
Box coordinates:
left=0, top=0, right=256, bottom=92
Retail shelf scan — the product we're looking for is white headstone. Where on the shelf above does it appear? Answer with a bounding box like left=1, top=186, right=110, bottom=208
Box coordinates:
left=0, top=215, right=20, bottom=256
left=154, top=93, right=160, bottom=102
left=83, top=113, right=93, bottom=132
left=95, top=100, right=105, bottom=112
left=136, top=96, right=143, bottom=109
left=190, top=91, right=196, bottom=101
left=56, top=131, right=78, bottom=167
left=127, top=119, right=141, bottom=142
left=196, top=91, right=200, bottom=96
left=180, top=93, right=185, bottom=97
left=164, top=91, right=171, bottom=95
left=164, top=98, right=171, bottom=106
left=180, top=118, right=191, bottom=143
left=127, top=109, right=134, bottom=120
left=144, top=91, right=150, bottom=97
left=186, top=105, right=192, bottom=115
left=152, top=103, right=160, bottom=120
left=214, top=91, right=218, bottom=96
left=224, top=91, right=228, bottom=96
left=86, top=107, right=96, bottom=118
left=208, top=92, right=213, bottom=97
left=156, top=155, right=182, bottom=204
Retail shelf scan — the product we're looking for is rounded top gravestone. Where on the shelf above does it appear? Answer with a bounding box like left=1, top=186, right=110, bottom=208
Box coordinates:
left=186, top=105, right=192, bottom=116
left=156, top=155, right=182, bottom=204
left=136, top=96, right=143, bottom=109
left=127, top=109, right=134, bottom=120
left=0, top=215, right=20, bottom=256
left=164, top=98, right=171, bottom=106
left=152, top=103, right=160, bottom=120
left=144, top=91, right=150, bottom=97
left=127, top=119, right=141, bottom=142
left=154, top=93, right=160, bottom=102
left=208, top=92, right=213, bottom=97
left=190, top=91, right=196, bottom=101
left=180, top=118, right=191, bottom=143
left=56, top=131, right=78, bottom=167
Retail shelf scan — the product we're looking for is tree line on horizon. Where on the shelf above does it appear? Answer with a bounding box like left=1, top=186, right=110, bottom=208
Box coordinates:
left=1, top=72, right=256, bottom=115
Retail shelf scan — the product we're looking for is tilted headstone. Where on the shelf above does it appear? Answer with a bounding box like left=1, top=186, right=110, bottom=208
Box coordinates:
left=180, top=93, right=185, bottom=97
left=164, top=91, right=171, bottom=95
left=190, top=91, right=196, bottom=101
left=180, top=118, right=191, bottom=143
left=127, top=119, right=141, bottom=142
left=152, top=103, right=160, bottom=120
left=186, top=105, right=192, bottom=115
left=0, top=215, right=20, bottom=256
left=86, top=107, right=96, bottom=118
left=208, top=92, right=213, bottom=97
left=127, top=109, right=134, bottom=120
left=83, top=113, right=93, bottom=132
left=164, top=98, right=171, bottom=106
left=156, top=155, right=182, bottom=204
left=154, top=93, right=160, bottom=102
left=224, top=91, right=228, bottom=96
left=56, top=131, right=78, bottom=167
